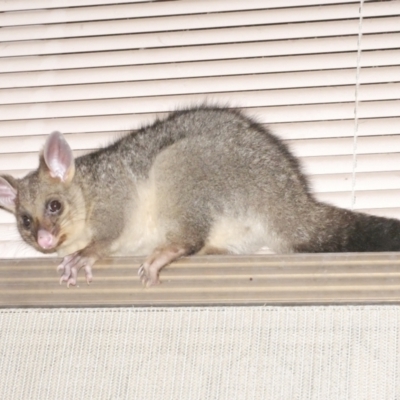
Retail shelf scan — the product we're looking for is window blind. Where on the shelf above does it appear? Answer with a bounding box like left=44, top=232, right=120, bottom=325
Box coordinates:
left=0, top=0, right=399, bottom=257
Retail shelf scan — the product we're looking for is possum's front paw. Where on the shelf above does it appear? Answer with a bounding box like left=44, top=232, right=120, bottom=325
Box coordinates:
left=57, top=252, right=95, bottom=288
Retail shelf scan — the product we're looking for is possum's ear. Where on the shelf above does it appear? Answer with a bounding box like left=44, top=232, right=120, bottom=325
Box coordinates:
left=42, top=131, right=75, bottom=184
left=0, top=175, right=18, bottom=213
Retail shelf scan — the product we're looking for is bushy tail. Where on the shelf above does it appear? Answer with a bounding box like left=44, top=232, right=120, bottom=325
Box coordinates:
left=294, top=203, right=400, bottom=253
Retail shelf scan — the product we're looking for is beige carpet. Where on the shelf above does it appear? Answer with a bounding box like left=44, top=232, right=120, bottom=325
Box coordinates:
left=0, top=306, right=399, bottom=399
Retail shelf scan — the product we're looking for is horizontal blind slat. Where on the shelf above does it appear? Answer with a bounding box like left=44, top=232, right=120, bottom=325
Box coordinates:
left=210, top=100, right=400, bottom=123
left=0, top=242, right=47, bottom=258
left=0, top=1, right=362, bottom=27
left=316, top=189, right=400, bottom=210
left=288, top=136, right=400, bottom=158
left=359, top=208, right=400, bottom=220
left=0, top=169, right=35, bottom=178
left=310, top=172, right=400, bottom=193
left=0, top=132, right=117, bottom=154
left=363, top=0, right=400, bottom=17
left=0, top=212, right=16, bottom=223
left=0, top=0, right=361, bottom=13
left=303, top=153, right=400, bottom=175
left=0, top=224, right=27, bottom=241
left=275, top=118, right=400, bottom=140
left=0, top=113, right=160, bottom=136
left=0, top=0, right=151, bottom=12
left=0, top=150, right=88, bottom=171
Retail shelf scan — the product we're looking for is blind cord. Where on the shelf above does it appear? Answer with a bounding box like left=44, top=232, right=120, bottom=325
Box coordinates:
left=351, top=0, right=365, bottom=210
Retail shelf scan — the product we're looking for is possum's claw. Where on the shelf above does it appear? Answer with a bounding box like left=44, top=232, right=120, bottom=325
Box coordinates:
left=138, top=262, right=160, bottom=287
left=57, top=251, right=95, bottom=287
left=138, top=245, right=188, bottom=288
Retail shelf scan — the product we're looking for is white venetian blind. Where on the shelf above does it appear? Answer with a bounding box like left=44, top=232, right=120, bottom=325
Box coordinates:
left=0, top=0, right=399, bottom=257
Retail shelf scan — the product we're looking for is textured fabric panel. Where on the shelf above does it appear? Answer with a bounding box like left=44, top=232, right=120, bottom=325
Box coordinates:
left=0, top=306, right=399, bottom=399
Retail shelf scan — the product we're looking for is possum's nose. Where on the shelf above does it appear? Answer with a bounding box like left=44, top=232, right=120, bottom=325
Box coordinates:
left=37, top=229, right=56, bottom=250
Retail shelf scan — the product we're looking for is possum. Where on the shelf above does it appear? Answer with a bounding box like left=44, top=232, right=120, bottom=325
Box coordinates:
left=1, top=106, right=400, bottom=287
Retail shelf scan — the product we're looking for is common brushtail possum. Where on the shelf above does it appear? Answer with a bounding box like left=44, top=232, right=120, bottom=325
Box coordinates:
left=1, top=106, right=400, bottom=288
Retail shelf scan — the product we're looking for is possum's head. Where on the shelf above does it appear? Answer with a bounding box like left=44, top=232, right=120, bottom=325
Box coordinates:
left=0, top=132, right=86, bottom=254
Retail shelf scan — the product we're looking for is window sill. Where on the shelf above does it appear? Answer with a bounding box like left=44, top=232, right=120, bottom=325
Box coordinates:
left=1, top=253, right=400, bottom=307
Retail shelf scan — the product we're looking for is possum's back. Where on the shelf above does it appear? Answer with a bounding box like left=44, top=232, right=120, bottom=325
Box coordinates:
left=127, top=107, right=316, bottom=254
left=150, top=107, right=311, bottom=205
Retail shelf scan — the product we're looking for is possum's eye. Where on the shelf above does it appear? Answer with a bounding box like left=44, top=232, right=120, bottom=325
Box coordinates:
left=21, top=215, right=32, bottom=229
left=47, top=200, right=62, bottom=214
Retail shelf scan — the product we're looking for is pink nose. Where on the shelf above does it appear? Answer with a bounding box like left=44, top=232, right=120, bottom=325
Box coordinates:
left=37, top=229, right=56, bottom=249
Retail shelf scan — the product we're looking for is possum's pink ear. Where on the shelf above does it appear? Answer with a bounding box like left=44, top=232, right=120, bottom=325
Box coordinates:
left=0, top=176, right=18, bottom=213
left=43, top=131, right=75, bottom=184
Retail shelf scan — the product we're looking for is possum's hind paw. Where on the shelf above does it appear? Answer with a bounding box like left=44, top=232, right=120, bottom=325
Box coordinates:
left=138, top=245, right=188, bottom=288
left=138, top=262, right=161, bottom=288
left=57, top=252, right=95, bottom=288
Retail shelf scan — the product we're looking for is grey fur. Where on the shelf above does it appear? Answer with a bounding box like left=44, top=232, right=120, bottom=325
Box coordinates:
left=1, top=105, right=400, bottom=286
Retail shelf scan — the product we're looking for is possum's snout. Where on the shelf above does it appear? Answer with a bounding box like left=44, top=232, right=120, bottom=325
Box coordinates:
left=37, top=228, right=57, bottom=250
